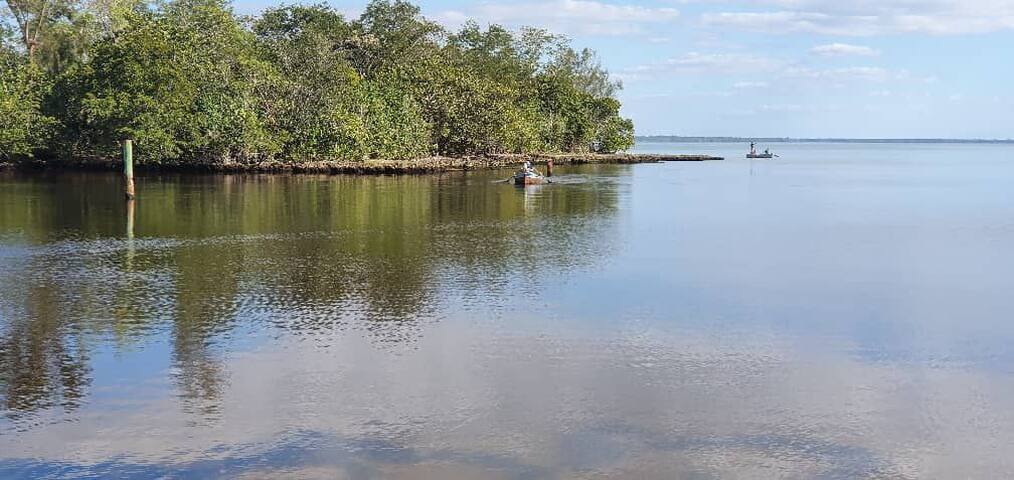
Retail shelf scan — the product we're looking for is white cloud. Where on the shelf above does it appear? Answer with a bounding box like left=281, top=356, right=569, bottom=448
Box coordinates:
left=435, top=10, right=470, bottom=26
left=434, top=0, right=680, bottom=36
left=781, top=65, right=922, bottom=82
left=760, top=103, right=815, bottom=112
left=623, top=52, right=919, bottom=84
left=624, top=52, right=785, bottom=78
left=691, top=90, right=737, bottom=98
left=810, top=43, right=880, bottom=57
left=620, top=49, right=937, bottom=94
left=701, top=1, right=1014, bottom=36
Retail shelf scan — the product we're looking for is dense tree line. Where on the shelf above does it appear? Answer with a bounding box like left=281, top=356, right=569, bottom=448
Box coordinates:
left=1, top=0, right=634, bottom=165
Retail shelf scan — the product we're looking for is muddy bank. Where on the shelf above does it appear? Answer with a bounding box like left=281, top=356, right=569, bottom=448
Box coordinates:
left=2, top=153, right=723, bottom=175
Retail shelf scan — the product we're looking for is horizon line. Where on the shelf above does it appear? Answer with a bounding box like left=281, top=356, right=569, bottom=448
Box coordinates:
left=635, top=136, right=1014, bottom=143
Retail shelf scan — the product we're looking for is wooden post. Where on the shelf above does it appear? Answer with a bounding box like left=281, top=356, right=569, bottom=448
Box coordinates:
left=546, top=158, right=554, bottom=177
left=126, top=197, right=135, bottom=240
left=123, top=139, right=135, bottom=200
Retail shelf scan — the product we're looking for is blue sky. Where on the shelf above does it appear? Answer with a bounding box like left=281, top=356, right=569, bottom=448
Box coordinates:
left=235, top=0, right=1014, bottom=138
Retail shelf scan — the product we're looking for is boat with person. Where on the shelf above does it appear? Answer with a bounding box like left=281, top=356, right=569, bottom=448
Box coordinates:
left=746, top=142, right=777, bottom=159
left=512, top=161, right=549, bottom=185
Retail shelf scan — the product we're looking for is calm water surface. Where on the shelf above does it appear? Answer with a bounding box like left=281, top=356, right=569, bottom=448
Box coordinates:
left=2, top=142, right=1014, bottom=478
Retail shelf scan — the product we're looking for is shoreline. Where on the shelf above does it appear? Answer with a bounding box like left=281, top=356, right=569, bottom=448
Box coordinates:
left=1, top=153, right=723, bottom=175
left=637, top=136, right=1014, bottom=144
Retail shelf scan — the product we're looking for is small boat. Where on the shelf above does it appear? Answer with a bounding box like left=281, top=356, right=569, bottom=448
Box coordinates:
left=746, top=142, right=777, bottom=159
left=513, top=170, right=547, bottom=185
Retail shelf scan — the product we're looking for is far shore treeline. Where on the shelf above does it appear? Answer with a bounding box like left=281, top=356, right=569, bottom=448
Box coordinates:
left=0, top=0, right=634, bottom=166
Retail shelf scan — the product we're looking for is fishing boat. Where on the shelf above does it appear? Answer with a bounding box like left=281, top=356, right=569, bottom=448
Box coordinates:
left=513, top=170, right=547, bottom=185
left=746, top=142, right=777, bottom=159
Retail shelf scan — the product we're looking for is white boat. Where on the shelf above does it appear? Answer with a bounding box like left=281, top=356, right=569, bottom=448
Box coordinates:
left=747, top=143, right=776, bottom=158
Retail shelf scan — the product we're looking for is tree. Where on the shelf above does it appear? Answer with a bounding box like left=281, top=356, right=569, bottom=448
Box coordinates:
left=7, top=0, right=634, bottom=164
left=0, top=47, right=55, bottom=160
left=3, top=0, right=56, bottom=59
left=2, top=0, right=98, bottom=72
left=64, top=0, right=279, bottom=164
left=354, top=0, right=441, bottom=79
left=253, top=4, right=430, bottom=160
left=589, top=97, right=634, bottom=153
left=546, top=46, right=620, bottom=99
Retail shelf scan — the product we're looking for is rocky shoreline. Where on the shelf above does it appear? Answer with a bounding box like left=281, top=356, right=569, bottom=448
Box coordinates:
left=2, top=153, right=723, bottom=175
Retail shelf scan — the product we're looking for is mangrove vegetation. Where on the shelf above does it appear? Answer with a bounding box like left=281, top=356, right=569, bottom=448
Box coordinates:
left=0, top=0, right=635, bottom=166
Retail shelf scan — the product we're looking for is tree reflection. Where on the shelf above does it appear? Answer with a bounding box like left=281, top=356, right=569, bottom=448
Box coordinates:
left=169, top=243, right=243, bottom=418
left=0, top=266, right=91, bottom=420
left=0, top=169, right=622, bottom=423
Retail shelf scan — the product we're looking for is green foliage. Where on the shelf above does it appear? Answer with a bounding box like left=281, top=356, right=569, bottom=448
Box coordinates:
left=4, top=0, right=634, bottom=164
left=0, top=49, right=55, bottom=160
left=356, top=0, right=442, bottom=79
left=602, top=118, right=635, bottom=153
left=2, top=0, right=100, bottom=74
left=361, top=80, right=431, bottom=159
left=253, top=5, right=366, bottom=160
left=66, top=0, right=279, bottom=163
left=252, top=4, right=430, bottom=161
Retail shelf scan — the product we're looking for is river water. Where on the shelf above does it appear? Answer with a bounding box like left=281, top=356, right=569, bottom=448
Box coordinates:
left=2, top=142, right=1014, bottom=478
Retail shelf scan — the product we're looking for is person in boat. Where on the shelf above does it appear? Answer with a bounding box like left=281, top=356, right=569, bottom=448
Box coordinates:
left=750, top=142, right=756, bottom=155
left=764, top=148, right=769, bottom=155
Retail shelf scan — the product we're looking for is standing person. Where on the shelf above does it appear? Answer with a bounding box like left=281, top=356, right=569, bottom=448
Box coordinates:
left=750, top=142, right=756, bottom=155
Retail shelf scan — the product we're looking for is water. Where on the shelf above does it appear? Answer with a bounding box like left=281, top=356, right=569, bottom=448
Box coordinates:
left=2, top=142, right=1014, bottom=478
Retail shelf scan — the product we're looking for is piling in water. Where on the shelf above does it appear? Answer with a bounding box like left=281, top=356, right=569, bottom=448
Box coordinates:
left=126, top=198, right=135, bottom=240
left=123, top=139, right=135, bottom=200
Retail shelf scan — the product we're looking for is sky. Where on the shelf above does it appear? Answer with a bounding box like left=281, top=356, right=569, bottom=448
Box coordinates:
left=235, top=0, right=1014, bottom=138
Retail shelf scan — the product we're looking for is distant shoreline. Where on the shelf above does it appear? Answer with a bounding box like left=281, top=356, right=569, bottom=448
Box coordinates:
left=637, top=136, right=1014, bottom=144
